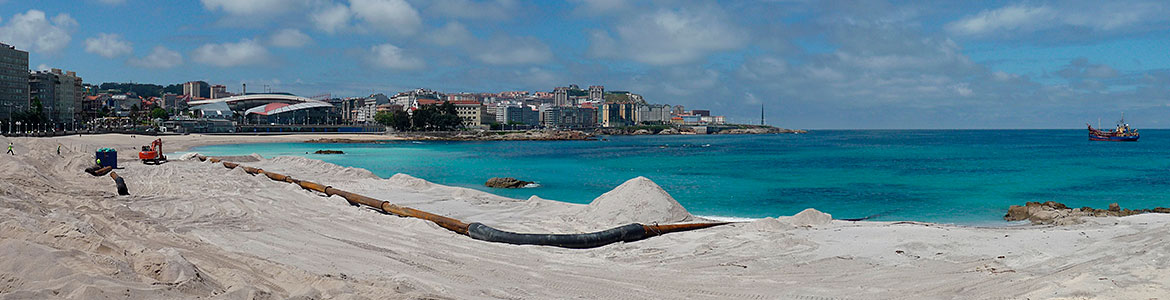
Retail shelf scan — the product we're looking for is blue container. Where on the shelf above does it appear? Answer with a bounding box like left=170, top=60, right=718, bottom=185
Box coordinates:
left=95, top=149, right=117, bottom=168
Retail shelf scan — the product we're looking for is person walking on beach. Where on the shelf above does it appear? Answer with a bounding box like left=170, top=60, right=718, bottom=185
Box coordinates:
left=6, top=142, right=13, bottom=155
left=57, top=145, right=62, bottom=156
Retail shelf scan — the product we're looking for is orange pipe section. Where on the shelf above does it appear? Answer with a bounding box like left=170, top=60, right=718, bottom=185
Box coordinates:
left=297, top=181, right=329, bottom=193
left=264, top=171, right=289, bottom=182
left=323, top=188, right=371, bottom=209
left=242, top=167, right=264, bottom=175
left=92, top=166, right=113, bottom=176
left=382, top=202, right=471, bottom=235
left=643, top=222, right=731, bottom=236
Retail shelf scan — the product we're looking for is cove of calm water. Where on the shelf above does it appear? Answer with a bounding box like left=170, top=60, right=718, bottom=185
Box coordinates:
left=189, top=130, right=1170, bottom=225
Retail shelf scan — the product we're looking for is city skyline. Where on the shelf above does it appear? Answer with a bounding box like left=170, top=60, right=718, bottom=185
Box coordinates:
left=3, top=1, right=1170, bottom=128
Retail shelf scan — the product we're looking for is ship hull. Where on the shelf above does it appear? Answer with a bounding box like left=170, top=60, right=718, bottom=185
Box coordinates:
left=1089, top=134, right=1139, bottom=142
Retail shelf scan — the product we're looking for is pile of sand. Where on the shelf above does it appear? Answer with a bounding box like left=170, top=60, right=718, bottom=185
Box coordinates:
left=578, top=176, right=694, bottom=226
left=261, top=155, right=379, bottom=179
left=789, top=208, right=833, bottom=227
left=386, top=173, right=435, bottom=189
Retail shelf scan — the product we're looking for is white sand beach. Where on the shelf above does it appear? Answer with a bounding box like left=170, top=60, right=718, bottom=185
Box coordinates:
left=1, top=134, right=1167, bottom=299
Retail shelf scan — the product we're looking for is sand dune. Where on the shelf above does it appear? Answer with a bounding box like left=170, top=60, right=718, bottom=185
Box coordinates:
left=1, top=134, right=1167, bottom=299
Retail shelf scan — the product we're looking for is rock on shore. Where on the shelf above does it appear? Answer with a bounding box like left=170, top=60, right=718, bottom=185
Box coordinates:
left=1005, top=201, right=1170, bottom=225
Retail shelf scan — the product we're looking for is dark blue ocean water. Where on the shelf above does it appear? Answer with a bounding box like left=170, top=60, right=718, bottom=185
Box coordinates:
left=189, top=130, right=1170, bottom=224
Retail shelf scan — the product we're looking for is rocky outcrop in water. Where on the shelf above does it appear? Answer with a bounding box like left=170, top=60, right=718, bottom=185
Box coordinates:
left=657, top=128, right=680, bottom=135
left=485, top=177, right=534, bottom=188
left=400, top=130, right=594, bottom=141
left=715, top=127, right=807, bottom=134
left=1004, top=201, right=1170, bottom=225
left=304, top=138, right=388, bottom=144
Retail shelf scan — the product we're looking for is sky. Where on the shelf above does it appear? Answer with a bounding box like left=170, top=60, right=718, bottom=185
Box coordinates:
left=1, top=0, right=1169, bottom=129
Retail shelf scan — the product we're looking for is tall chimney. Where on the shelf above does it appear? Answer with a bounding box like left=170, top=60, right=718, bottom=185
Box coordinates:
left=242, top=83, right=246, bottom=95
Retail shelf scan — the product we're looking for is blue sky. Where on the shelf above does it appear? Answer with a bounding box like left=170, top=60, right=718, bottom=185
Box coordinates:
left=2, top=0, right=1169, bottom=129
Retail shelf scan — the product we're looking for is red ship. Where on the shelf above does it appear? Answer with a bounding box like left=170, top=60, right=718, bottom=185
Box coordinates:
left=1087, top=116, right=1139, bottom=142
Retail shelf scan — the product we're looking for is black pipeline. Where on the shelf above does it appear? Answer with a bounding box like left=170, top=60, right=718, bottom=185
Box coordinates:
left=110, top=171, right=129, bottom=195
left=194, top=154, right=730, bottom=248
left=84, top=165, right=126, bottom=195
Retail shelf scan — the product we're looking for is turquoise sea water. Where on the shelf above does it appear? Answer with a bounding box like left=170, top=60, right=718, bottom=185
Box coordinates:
left=189, top=130, right=1170, bottom=224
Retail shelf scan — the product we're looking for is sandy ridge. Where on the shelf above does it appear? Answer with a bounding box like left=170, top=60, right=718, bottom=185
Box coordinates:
left=0, top=134, right=1167, bottom=299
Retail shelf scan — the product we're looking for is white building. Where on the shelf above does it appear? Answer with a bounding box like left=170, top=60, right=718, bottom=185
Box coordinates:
left=553, top=87, right=570, bottom=107
left=635, top=104, right=672, bottom=124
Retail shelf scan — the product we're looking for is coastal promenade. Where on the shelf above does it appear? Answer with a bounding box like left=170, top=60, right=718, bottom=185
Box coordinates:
left=0, top=134, right=1166, bottom=298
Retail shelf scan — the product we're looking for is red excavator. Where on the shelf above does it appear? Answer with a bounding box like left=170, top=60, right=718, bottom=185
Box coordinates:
left=138, top=138, right=167, bottom=164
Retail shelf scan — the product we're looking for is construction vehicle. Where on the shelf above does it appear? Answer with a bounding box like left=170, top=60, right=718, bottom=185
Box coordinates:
left=138, top=138, right=167, bottom=164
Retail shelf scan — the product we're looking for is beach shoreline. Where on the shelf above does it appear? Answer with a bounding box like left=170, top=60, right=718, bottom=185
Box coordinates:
left=1, top=133, right=1167, bottom=299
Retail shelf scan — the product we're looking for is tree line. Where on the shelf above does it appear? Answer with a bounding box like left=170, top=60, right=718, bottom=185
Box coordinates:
left=98, top=82, right=183, bottom=97
left=373, top=102, right=464, bottom=131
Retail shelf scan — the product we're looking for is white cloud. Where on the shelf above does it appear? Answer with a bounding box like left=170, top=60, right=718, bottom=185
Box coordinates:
left=945, top=5, right=1055, bottom=36
left=350, top=0, right=422, bottom=35
left=269, top=29, right=312, bottom=47
left=514, top=67, right=558, bottom=87
left=951, top=83, right=973, bottom=97
left=128, top=46, right=183, bottom=69
left=192, top=39, right=271, bottom=67
left=428, top=0, right=518, bottom=20
left=738, top=56, right=789, bottom=81
left=474, top=36, right=552, bottom=65
left=589, top=6, right=747, bottom=65
left=366, top=43, right=424, bottom=70
left=84, top=33, right=133, bottom=58
left=946, top=2, right=1170, bottom=37
left=573, top=0, right=628, bottom=12
left=0, top=10, right=77, bottom=53
left=425, top=22, right=473, bottom=46
left=311, top=3, right=352, bottom=33
left=1085, top=65, right=1119, bottom=78
left=744, top=92, right=761, bottom=105
left=1057, top=58, right=1120, bottom=82
left=658, top=67, right=721, bottom=96
left=992, top=71, right=1021, bottom=81
left=200, top=0, right=311, bottom=16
